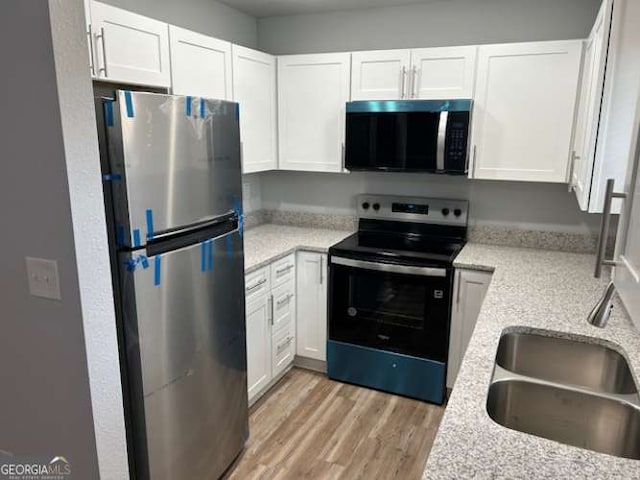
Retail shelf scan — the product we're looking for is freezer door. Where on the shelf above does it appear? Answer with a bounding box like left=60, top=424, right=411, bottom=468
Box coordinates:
left=106, top=91, right=242, bottom=248
left=120, top=231, right=247, bottom=480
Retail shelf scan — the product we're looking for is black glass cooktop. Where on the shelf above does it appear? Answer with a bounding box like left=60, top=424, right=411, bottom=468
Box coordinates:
left=329, top=230, right=465, bottom=267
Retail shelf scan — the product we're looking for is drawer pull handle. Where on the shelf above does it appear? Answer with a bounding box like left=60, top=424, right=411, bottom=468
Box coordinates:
left=276, top=293, right=294, bottom=308
left=246, top=277, right=267, bottom=292
left=277, top=336, right=293, bottom=354
left=275, top=264, right=294, bottom=276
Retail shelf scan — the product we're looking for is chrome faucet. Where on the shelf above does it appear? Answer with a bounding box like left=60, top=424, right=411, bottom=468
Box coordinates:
left=587, top=281, right=617, bottom=328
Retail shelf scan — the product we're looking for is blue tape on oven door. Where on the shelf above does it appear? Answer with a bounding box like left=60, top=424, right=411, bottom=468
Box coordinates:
left=186, top=96, right=193, bottom=117
left=154, top=256, right=161, bottom=286
left=104, top=100, right=114, bottom=126
left=124, top=91, right=134, bottom=118
left=146, top=209, right=155, bottom=240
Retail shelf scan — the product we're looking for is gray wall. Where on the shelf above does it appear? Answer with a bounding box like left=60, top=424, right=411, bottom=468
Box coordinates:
left=0, top=1, right=100, bottom=478
left=258, top=0, right=601, bottom=54
left=100, top=0, right=258, bottom=47
left=261, top=171, right=602, bottom=235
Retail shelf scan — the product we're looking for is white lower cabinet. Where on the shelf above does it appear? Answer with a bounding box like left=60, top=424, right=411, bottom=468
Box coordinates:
left=296, top=251, right=328, bottom=362
left=245, top=293, right=272, bottom=402
left=245, top=254, right=296, bottom=405
left=447, top=269, right=492, bottom=389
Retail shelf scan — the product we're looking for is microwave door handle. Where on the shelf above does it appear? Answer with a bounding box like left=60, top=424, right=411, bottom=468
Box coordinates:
left=436, top=111, right=448, bottom=172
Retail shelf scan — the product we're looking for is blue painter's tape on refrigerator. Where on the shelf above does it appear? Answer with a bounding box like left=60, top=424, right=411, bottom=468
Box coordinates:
left=133, top=229, right=141, bottom=248
left=102, top=173, right=122, bottom=181
left=117, top=225, right=125, bottom=247
left=124, top=91, right=135, bottom=118
left=154, top=256, right=161, bottom=286
left=226, top=235, right=233, bottom=260
left=207, top=240, right=214, bottom=271
left=186, top=96, right=192, bottom=117
left=125, top=255, right=149, bottom=272
left=200, top=242, right=207, bottom=273
left=146, top=209, right=155, bottom=240
left=105, top=100, right=114, bottom=126
left=199, top=98, right=206, bottom=119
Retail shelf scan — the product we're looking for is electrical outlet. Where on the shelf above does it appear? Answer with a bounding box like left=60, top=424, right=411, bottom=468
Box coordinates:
left=25, top=257, right=61, bottom=300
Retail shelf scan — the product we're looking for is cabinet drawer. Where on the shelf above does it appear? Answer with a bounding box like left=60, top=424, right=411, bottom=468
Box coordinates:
left=272, top=324, right=295, bottom=379
left=271, top=254, right=295, bottom=287
left=245, top=266, right=270, bottom=301
left=272, top=280, right=295, bottom=334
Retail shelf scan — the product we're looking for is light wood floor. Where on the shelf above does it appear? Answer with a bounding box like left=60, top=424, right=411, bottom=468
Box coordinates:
left=226, top=367, right=445, bottom=480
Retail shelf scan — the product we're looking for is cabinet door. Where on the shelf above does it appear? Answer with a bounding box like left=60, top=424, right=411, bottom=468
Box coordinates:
left=278, top=53, right=351, bottom=172
left=613, top=91, right=640, bottom=326
left=446, top=269, right=492, bottom=389
left=571, top=0, right=613, bottom=211
left=232, top=45, right=277, bottom=173
left=245, top=294, right=272, bottom=402
left=471, top=41, right=582, bottom=182
left=169, top=25, right=232, bottom=99
left=90, top=1, right=170, bottom=87
left=410, top=46, right=477, bottom=99
left=296, top=252, right=328, bottom=361
left=351, top=50, right=410, bottom=100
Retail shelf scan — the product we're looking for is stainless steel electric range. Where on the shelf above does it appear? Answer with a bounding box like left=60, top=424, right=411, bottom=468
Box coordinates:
left=327, top=194, right=468, bottom=405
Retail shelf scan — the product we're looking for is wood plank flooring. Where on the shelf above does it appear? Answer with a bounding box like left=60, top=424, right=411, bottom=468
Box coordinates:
left=226, top=368, right=445, bottom=480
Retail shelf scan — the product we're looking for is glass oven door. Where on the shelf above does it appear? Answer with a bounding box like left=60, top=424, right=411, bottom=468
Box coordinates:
left=328, top=255, right=452, bottom=361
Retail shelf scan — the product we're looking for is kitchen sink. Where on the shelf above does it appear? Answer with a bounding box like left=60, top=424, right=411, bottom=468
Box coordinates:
left=496, top=332, right=637, bottom=394
left=487, top=380, right=640, bottom=460
left=487, top=330, right=640, bottom=460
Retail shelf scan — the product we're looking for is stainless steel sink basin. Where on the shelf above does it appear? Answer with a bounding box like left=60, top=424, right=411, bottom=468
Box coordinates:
left=487, top=380, right=640, bottom=460
left=496, top=332, right=637, bottom=394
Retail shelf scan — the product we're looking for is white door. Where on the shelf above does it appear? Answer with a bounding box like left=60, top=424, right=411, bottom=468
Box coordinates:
left=410, top=46, right=477, bottom=99
left=245, top=294, right=272, bottom=402
left=232, top=45, right=277, bottom=173
left=613, top=93, right=640, bottom=326
left=278, top=53, right=351, bottom=173
left=351, top=50, right=410, bottom=100
left=296, top=252, right=328, bottom=361
left=571, top=0, right=613, bottom=210
left=446, top=270, right=491, bottom=388
left=471, top=40, right=583, bottom=182
left=169, top=25, right=232, bottom=99
left=90, top=1, right=171, bottom=87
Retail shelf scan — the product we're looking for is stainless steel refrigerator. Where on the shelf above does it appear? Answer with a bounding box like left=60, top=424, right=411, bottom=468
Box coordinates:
left=99, top=90, right=248, bottom=480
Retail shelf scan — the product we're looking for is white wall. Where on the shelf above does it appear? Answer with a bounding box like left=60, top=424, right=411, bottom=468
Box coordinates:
left=100, top=0, right=258, bottom=47
left=258, top=0, right=601, bottom=54
left=0, top=1, right=119, bottom=478
left=261, top=171, right=602, bottom=234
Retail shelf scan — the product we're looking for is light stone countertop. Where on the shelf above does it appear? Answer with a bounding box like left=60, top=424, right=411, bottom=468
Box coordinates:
left=425, top=243, right=640, bottom=479
left=243, top=224, right=352, bottom=273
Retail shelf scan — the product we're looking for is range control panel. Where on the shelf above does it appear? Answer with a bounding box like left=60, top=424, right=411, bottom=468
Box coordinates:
left=357, top=194, right=469, bottom=226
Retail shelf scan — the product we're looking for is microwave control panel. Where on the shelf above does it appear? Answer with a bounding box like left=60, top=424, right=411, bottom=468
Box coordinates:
left=445, top=111, right=471, bottom=171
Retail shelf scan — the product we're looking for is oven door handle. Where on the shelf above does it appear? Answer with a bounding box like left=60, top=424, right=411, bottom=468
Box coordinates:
left=330, top=256, right=447, bottom=277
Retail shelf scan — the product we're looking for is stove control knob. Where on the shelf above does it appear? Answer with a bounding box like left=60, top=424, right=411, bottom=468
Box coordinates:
left=362, top=202, right=370, bottom=210
left=373, top=203, right=381, bottom=211
left=441, top=208, right=450, bottom=216
left=454, top=208, right=463, bottom=217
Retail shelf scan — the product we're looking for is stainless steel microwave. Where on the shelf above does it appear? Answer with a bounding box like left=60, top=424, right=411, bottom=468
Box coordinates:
left=344, top=99, right=472, bottom=174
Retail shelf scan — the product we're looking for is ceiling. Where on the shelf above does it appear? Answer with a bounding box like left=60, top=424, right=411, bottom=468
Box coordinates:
left=219, top=0, right=448, bottom=18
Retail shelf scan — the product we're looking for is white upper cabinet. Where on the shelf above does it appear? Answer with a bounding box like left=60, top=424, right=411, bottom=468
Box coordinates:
left=232, top=45, right=278, bottom=173
left=471, top=40, right=582, bottom=182
left=570, top=0, right=613, bottom=211
left=169, top=25, right=232, bottom=99
left=350, top=46, right=476, bottom=100
left=278, top=53, right=351, bottom=173
left=90, top=1, right=171, bottom=87
left=410, top=46, right=477, bottom=99
left=351, top=50, right=411, bottom=100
